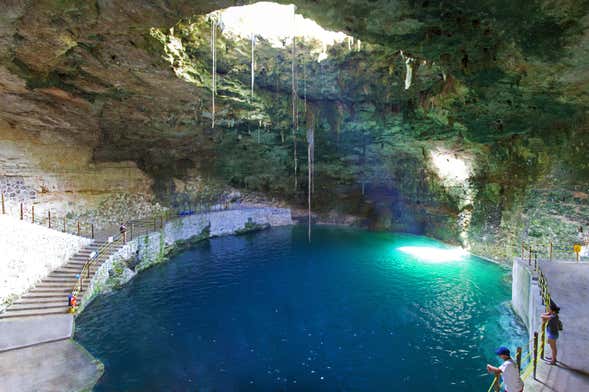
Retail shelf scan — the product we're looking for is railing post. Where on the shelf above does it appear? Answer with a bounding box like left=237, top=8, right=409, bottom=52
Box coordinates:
left=534, top=251, right=538, bottom=271
left=20, top=203, right=23, bottom=220
left=1, top=193, right=4, bottom=214
left=549, top=241, right=553, bottom=261
left=31, top=205, right=35, bottom=223
left=77, top=220, right=80, bottom=236
left=48, top=211, right=51, bottom=228
left=538, top=322, right=546, bottom=359
left=528, top=246, right=532, bottom=266
left=91, top=224, right=94, bottom=239
left=493, top=373, right=500, bottom=392
left=521, top=242, right=524, bottom=259
left=63, top=217, right=66, bottom=233
left=533, top=331, right=539, bottom=380
left=516, top=346, right=522, bottom=373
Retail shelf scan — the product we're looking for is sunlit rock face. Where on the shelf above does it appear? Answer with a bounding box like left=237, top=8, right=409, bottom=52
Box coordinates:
left=1, top=0, right=589, bottom=260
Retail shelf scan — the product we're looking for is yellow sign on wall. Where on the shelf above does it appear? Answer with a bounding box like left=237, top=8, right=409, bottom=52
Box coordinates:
left=574, top=244, right=582, bottom=254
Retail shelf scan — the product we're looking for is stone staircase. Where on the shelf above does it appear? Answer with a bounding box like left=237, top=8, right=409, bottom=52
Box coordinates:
left=0, top=240, right=124, bottom=319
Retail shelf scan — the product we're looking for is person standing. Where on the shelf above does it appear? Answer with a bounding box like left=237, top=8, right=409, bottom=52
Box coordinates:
left=486, top=346, right=524, bottom=392
left=120, top=222, right=127, bottom=244
left=541, top=302, right=562, bottom=365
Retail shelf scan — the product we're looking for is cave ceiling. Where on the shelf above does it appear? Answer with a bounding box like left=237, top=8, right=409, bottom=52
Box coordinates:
left=1, top=0, right=588, bottom=183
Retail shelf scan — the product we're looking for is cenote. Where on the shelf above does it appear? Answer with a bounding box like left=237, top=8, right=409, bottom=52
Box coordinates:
left=75, top=226, right=526, bottom=391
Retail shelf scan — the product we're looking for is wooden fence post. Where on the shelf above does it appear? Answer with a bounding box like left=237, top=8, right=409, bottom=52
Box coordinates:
left=31, top=205, right=35, bottom=223
left=20, top=203, right=23, bottom=220
left=521, top=242, right=524, bottom=259
left=77, top=220, right=80, bottom=236
left=528, top=246, right=532, bottom=266
left=549, top=241, right=553, bottom=261
left=1, top=193, right=4, bottom=214
left=516, top=347, right=522, bottom=373
left=91, top=224, right=94, bottom=239
left=63, top=217, right=66, bottom=233
left=48, top=211, right=51, bottom=228
left=533, top=331, right=539, bottom=380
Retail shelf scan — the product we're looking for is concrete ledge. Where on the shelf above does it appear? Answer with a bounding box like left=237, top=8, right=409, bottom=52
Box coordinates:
left=0, top=339, right=103, bottom=392
left=0, top=314, right=73, bottom=352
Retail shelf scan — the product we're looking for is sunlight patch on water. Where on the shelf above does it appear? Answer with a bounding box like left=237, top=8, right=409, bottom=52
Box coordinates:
left=398, top=245, right=469, bottom=263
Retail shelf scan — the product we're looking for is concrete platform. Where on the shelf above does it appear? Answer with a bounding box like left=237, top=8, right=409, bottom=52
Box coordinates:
left=524, top=261, right=589, bottom=392
left=0, top=339, right=103, bottom=392
left=0, top=314, right=73, bottom=352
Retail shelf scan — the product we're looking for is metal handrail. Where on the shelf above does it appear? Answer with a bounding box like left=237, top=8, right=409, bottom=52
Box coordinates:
left=69, top=232, right=125, bottom=312
left=485, top=266, right=554, bottom=391
left=67, top=201, right=231, bottom=312
left=1, top=194, right=97, bottom=239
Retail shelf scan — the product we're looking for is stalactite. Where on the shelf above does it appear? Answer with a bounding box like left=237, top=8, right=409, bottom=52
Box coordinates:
left=291, top=4, right=298, bottom=191
left=307, top=131, right=313, bottom=243
left=400, top=50, right=414, bottom=90
left=211, top=15, right=217, bottom=128
left=251, top=33, right=255, bottom=101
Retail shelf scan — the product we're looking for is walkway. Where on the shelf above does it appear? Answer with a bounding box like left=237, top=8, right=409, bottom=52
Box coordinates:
left=0, top=239, right=123, bottom=319
left=0, top=339, right=102, bottom=392
left=525, top=260, right=589, bottom=392
left=0, top=239, right=123, bottom=392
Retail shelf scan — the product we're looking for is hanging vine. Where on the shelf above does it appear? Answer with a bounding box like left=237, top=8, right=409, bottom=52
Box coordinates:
left=251, top=33, right=255, bottom=101
left=291, top=5, right=298, bottom=191
left=306, top=110, right=315, bottom=243
left=210, top=13, right=218, bottom=128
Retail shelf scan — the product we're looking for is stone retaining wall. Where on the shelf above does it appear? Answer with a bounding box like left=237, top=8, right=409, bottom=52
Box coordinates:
left=80, top=207, right=292, bottom=311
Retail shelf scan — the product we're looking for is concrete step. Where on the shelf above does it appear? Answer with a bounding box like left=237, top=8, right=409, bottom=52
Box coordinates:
left=20, top=293, right=70, bottom=300
left=29, top=288, right=72, bottom=294
left=42, top=277, right=78, bottom=283
left=0, top=307, right=69, bottom=319
left=0, top=314, right=74, bottom=351
left=7, top=302, right=68, bottom=311
left=35, top=281, right=74, bottom=289
left=14, top=297, right=69, bottom=305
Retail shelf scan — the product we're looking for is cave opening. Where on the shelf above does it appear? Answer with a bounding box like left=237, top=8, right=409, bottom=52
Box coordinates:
left=3, top=1, right=589, bottom=391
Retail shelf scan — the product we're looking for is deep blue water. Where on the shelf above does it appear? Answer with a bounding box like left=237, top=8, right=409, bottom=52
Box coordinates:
left=75, top=226, right=526, bottom=391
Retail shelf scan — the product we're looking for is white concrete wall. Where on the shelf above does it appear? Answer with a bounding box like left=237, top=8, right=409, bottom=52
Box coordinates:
left=0, top=215, right=91, bottom=311
left=164, top=207, right=292, bottom=242
left=511, top=258, right=546, bottom=350
left=512, top=259, right=532, bottom=330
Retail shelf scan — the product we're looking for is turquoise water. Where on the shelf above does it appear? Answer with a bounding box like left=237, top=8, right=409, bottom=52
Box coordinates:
left=75, top=226, right=526, bottom=391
